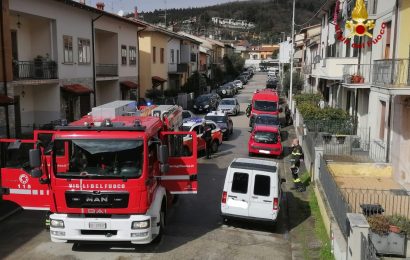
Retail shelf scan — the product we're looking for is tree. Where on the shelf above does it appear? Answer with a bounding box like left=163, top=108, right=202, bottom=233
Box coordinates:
left=282, top=71, right=304, bottom=96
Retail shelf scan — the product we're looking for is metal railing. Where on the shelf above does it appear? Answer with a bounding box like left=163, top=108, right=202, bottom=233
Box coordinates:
left=319, top=156, right=351, bottom=238
left=342, top=188, right=410, bottom=218
left=96, top=64, right=118, bottom=77
left=373, top=59, right=410, bottom=87
left=343, top=64, right=372, bottom=84
left=361, top=233, right=380, bottom=260
left=13, top=60, right=58, bottom=80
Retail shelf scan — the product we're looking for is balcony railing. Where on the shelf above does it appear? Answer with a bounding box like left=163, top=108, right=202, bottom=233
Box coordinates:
left=373, top=59, right=410, bottom=87
left=342, top=64, right=372, bottom=85
left=177, top=63, right=189, bottom=73
left=96, top=64, right=118, bottom=77
left=13, top=60, right=58, bottom=80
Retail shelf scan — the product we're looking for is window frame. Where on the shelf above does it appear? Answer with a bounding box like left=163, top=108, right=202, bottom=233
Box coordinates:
left=78, top=38, right=91, bottom=65
left=160, top=48, right=165, bottom=64
left=121, top=45, right=127, bottom=65
left=129, top=46, right=137, bottom=66
left=153, top=46, right=156, bottom=63
left=170, top=49, right=175, bottom=64
left=63, top=35, right=73, bottom=64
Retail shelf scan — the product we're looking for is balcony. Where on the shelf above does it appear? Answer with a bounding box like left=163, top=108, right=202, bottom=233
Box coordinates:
left=96, top=64, right=118, bottom=77
left=373, top=59, right=410, bottom=87
left=13, top=60, right=58, bottom=80
left=342, top=64, right=372, bottom=87
left=311, top=57, right=358, bottom=80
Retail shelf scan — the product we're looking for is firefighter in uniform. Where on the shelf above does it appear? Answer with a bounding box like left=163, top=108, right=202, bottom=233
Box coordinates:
left=202, top=122, right=212, bottom=159
left=246, top=104, right=251, bottom=118
left=290, top=139, right=304, bottom=192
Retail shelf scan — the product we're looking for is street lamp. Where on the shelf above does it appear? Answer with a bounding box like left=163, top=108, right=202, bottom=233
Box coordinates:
left=289, top=0, right=295, bottom=112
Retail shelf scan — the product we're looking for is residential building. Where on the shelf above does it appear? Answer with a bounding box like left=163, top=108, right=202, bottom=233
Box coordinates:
left=5, top=0, right=145, bottom=137
left=299, top=24, right=321, bottom=93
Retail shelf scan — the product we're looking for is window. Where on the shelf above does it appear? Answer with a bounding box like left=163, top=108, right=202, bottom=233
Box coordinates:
left=63, top=35, right=73, bottom=63
left=160, top=48, right=164, bottom=63
left=191, top=53, right=197, bottom=62
left=231, top=172, right=249, bottom=194
left=170, top=49, right=175, bottom=63
left=129, top=46, right=136, bottom=65
left=177, top=50, right=180, bottom=64
left=153, top=47, right=156, bottom=63
left=384, top=21, right=392, bottom=59
left=254, top=175, right=270, bottom=196
left=121, top=45, right=127, bottom=65
left=379, top=101, right=386, bottom=140
left=78, top=38, right=91, bottom=64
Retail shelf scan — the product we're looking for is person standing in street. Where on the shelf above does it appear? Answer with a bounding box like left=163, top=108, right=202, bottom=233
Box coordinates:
left=202, top=122, right=212, bottom=159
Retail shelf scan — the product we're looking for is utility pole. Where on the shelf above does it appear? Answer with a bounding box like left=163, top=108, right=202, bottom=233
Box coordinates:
left=289, top=0, right=295, bottom=111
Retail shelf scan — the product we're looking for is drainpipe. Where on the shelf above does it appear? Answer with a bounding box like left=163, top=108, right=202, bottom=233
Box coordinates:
left=0, top=0, right=10, bottom=138
left=386, top=0, right=400, bottom=162
left=91, top=14, right=103, bottom=107
left=137, top=26, right=146, bottom=100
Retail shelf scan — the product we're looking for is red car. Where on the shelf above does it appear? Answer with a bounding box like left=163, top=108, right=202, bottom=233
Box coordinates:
left=248, top=125, right=283, bottom=158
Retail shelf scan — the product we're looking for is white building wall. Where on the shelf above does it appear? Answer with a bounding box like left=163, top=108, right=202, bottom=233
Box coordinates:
left=168, top=38, right=180, bottom=72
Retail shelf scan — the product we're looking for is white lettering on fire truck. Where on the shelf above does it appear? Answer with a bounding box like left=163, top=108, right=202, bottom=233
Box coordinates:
left=68, top=183, right=126, bottom=189
left=169, top=164, right=194, bottom=168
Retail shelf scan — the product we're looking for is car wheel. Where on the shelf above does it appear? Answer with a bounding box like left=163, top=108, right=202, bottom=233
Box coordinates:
left=153, top=201, right=166, bottom=243
left=211, top=140, right=219, bottom=153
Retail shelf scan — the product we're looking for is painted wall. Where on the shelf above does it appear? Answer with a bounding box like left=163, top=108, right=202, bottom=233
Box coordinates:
left=168, top=38, right=180, bottom=73
left=96, top=81, right=119, bottom=105
left=398, top=0, right=410, bottom=58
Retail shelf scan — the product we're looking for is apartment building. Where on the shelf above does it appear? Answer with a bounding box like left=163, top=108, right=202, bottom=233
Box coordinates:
left=3, top=0, right=145, bottom=137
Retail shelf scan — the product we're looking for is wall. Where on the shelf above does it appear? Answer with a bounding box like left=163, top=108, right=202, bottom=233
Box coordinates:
left=95, top=31, right=117, bottom=65
left=96, top=81, right=119, bottom=105
left=397, top=0, right=410, bottom=58
left=167, top=38, right=180, bottom=73
left=138, top=33, right=152, bottom=97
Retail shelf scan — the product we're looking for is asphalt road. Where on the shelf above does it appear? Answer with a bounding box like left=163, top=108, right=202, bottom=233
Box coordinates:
left=0, top=73, right=296, bottom=260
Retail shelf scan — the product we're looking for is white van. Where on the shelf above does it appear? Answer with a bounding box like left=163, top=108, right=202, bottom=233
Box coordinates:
left=221, top=158, right=284, bottom=222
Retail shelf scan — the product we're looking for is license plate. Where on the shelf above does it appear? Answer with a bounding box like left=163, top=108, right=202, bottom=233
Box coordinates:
left=259, top=150, right=270, bottom=154
left=89, top=222, right=106, bottom=229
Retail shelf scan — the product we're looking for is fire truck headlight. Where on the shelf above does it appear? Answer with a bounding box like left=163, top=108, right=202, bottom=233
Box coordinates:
left=204, top=105, right=209, bottom=108
left=132, top=220, right=150, bottom=229
left=50, top=219, right=65, bottom=228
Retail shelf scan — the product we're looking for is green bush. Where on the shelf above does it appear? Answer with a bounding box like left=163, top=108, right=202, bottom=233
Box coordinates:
left=367, top=214, right=390, bottom=235
left=387, top=215, right=410, bottom=236
left=294, top=93, right=323, bottom=105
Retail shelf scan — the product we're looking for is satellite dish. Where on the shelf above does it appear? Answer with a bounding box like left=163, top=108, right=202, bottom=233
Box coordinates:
left=313, top=55, right=322, bottom=64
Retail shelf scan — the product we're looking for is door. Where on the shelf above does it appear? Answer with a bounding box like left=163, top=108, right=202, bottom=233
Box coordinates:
left=225, top=170, right=251, bottom=217
left=248, top=171, right=277, bottom=220
left=159, top=131, right=198, bottom=194
left=0, top=138, right=52, bottom=210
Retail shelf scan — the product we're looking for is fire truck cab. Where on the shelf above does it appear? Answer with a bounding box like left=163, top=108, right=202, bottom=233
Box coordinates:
left=0, top=101, right=197, bottom=244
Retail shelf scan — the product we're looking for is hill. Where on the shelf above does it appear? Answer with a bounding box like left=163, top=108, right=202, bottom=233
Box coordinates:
left=138, top=0, right=323, bottom=44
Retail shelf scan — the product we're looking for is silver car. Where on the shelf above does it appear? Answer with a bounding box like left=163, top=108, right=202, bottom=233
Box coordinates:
left=217, top=98, right=240, bottom=116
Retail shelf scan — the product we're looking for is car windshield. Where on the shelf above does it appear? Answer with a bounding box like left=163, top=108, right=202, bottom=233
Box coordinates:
left=54, top=139, right=143, bottom=179
left=182, top=111, right=191, bottom=119
left=253, top=100, right=278, bottom=112
left=220, top=100, right=235, bottom=105
left=197, top=95, right=209, bottom=102
left=182, top=125, right=192, bottom=132
left=254, top=132, right=279, bottom=144
left=255, top=116, right=280, bottom=126
left=205, top=116, right=226, bottom=123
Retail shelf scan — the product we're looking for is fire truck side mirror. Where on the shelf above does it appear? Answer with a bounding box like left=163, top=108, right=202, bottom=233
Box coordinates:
left=29, top=149, right=41, bottom=168
left=31, top=168, right=43, bottom=178
left=157, top=145, right=169, bottom=164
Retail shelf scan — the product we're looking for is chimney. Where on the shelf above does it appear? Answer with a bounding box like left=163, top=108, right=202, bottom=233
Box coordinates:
left=134, top=6, right=139, bottom=19
left=96, top=2, right=105, bottom=11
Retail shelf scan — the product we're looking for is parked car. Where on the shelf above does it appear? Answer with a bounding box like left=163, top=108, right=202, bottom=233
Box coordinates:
left=266, top=79, right=278, bottom=89
left=182, top=110, right=195, bottom=120
left=233, top=80, right=244, bottom=89
left=237, top=75, right=248, bottom=85
left=205, top=111, right=234, bottom=140
left=248, top=125, right=283, bottom=158
left=226, top=82, right=238, bottom=95
left=193, top=94, right=220, bottom=113
left=221, top=158, right=284, bottom=223
left=217, top=98, right=241, bottom=116
left=182, top=117, right=223, bottom=155
left=217, top=84, right=234, bottom=98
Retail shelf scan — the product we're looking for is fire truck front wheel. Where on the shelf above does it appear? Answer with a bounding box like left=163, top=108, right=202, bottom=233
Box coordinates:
left=154, top=201, right=166, bottom=243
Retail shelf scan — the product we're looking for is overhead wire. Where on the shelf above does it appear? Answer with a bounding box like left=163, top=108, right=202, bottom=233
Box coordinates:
left=293, top=0, right=332, bottom=28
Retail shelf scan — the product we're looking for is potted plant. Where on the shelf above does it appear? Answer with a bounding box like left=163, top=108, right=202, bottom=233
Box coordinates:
left=321, top=132, right=332, bottom=144
left=335, top=134, right=346, bottom=144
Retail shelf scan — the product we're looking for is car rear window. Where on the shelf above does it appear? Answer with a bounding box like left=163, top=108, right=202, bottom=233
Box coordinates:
left=254, top=175, right=270, bottom=196
left=231, top=172, right=249, bottom=194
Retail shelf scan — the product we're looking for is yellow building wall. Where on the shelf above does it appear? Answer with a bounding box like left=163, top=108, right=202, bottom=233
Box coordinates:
left=138, top=32, right=169, bottom=98
left=398, top=0, right=410, bottom=58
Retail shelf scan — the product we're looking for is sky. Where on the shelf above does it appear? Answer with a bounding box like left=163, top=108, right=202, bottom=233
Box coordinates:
left=83, top=0, right=241, bottom=14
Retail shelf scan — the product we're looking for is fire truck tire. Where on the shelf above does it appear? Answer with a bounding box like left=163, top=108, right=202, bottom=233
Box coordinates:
left=211, top=140, right=219, bottom=153
left=154, top=201, right=167, bottom=243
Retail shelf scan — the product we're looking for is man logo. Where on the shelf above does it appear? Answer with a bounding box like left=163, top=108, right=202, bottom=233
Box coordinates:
left=345, top=0, right=375, bottom=38
left=86, top=196, right=108, bottom=203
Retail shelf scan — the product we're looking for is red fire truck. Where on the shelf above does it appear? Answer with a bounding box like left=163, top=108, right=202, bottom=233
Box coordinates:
left=0, top=101, right=197, bottom=244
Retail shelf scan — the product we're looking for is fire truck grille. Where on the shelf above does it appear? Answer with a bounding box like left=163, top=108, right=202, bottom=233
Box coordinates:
left=65, top=191, right=129, bottom=208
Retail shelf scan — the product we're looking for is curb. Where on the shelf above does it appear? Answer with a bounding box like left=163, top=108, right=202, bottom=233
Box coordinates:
left=0, top=207, right=22, bottom=222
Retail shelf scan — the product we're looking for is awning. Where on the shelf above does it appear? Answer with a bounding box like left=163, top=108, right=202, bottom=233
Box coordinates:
left=61, top=84, right=93, bottom=95
left=0, top=95, right=14, bottom=106
left=152, top=76, right=167, bottom=83
left=120, top=81, right=139, bottom=89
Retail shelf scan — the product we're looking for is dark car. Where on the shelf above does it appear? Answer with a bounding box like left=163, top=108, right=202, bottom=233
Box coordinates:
left=217, top=84, right=235, bottom=98
left=205, top=111, right=234, bottom=140
left=237, top=75, right=248, bottom=85
left=193, top=94, right=219, bottom=113
left=266, top=79, right=278, bottom=89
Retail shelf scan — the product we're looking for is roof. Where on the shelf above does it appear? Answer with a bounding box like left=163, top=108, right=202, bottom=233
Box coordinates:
left=230, top=158, right=278, bottom=173
left=205, top=38, right=225, bottom=48
left=183, top=117, right=205, bottom=126
left=53, top=0, right=146, bottom=28
left=152, top=76, right=167, bottom=82
left=206, top=111, right=226, bottom=116
left=135, top=21, right=201, bottom=44
left=252, top=89, right=279, bottom=101
left=61, top=84, right=93, bottom=95
left=120, top=81, right=138, bottom=89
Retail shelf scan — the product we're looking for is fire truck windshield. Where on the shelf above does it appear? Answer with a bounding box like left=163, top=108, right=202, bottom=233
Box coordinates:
left=54, top=139, right=144, bottom=179
left=253, top=101, right=278, bottom=112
